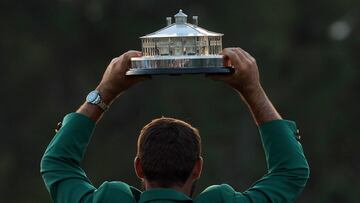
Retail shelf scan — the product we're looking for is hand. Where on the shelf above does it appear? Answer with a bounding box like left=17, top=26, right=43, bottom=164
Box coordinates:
left=96, top=51, right=150, bottom=104
left=209, top=47, right=281, bottom=125
left=209, top=47, right=262, bottom=97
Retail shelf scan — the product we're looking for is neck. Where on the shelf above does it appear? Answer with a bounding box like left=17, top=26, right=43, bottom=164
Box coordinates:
left=143, top=180, right=195, bottom=197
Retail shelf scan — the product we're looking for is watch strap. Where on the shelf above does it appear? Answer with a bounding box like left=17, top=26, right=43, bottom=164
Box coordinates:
left=97, top=100, right=109, bottom=111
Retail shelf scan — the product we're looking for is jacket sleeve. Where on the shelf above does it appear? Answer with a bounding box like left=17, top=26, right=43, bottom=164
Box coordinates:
left=236, top=120, right=310, bottom=203
left=40, top=113, right=98, bottom=202
left=195, top=120, right=309, bottom=203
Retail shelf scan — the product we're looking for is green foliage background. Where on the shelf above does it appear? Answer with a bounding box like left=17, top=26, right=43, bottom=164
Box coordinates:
left=0, top=0, right=359, bottom=202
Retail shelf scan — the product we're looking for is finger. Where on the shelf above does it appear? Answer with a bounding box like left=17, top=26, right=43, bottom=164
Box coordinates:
left=238, top=48, right=256, bottom=63
left=221, top=48, right=242, bottom=68
left=118, top=51, right=142, bottom=72
left=122, top=50, right=142, bottom=62
left=232, top=48, right=252, bottom=65
left=126, top=50, right=142, bottom=56
left=221, top=54, right=232, bottom=67
left=121, top=51, right=142, bottom=63
left=110, top=57, right=120, bottom=64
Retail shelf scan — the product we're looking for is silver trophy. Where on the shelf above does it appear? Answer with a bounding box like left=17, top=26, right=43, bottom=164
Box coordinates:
left=127, top=9, right=232, bottom=75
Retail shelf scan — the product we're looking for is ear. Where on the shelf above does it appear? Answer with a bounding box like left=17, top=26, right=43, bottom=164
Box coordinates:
left=192, top=157, right=203, bottom=180
left=134, top=156, right=145, bottom=179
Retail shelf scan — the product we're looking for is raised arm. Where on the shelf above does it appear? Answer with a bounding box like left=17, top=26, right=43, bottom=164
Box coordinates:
left=210, top=48, right=280, bottom=125
left=40, top=51, right=149, bottom=202
left=77, top=51, right=148, bottom=122
left=208, top=48, right=310, bottom=202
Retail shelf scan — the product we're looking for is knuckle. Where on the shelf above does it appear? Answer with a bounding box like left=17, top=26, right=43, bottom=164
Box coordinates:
left=117, top=55, right=124, bottom=62
left=247, top=62, right=254, bottom=68
left=111, top=57, right=118, bottom=64
left=251, top=58, right=257, bottom=65
left=123, top=51, right=137, bottom=60
left=122, top=52, right=130, bottom=58
left=120, top=54, right=129, bottom=62
left=222, top=48, right=229, bottom=53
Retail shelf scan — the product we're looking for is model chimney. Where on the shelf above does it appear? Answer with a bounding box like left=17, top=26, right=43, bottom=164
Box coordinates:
left=166, top=17, right=172, bottom=26
left=193, top=16, right=198, bottom=26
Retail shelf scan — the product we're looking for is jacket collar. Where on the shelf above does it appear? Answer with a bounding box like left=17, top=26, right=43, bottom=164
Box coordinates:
left=139, top=188, right=192, bottom=203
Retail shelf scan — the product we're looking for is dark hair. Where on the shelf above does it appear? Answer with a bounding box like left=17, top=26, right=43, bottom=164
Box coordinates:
left=137, top=117, right=201, bottom=187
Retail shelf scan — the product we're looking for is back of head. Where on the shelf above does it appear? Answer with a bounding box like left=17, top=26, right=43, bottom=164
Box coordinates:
left=137, top=117, right=201, bottom=187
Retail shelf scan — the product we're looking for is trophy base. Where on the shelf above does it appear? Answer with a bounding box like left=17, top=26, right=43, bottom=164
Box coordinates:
left=126, top=67, right=232, bottom=76
left=128, top=55, right=232, bottom=75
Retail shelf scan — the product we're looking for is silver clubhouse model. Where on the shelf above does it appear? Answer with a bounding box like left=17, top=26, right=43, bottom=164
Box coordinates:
left=127, top=9, right=231, bottom=75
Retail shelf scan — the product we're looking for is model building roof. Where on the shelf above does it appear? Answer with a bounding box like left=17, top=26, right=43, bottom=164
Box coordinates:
left=141, top=9, right=223, bottom=39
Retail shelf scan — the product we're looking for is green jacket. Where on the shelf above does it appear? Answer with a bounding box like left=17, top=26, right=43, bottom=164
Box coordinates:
left=40, top=113, right=309, bottom=203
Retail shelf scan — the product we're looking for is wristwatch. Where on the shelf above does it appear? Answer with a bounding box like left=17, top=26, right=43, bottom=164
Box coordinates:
left=86, top=90, right=109, bottom=111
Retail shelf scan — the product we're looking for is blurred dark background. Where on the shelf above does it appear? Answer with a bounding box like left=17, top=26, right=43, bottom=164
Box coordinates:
left=1, top=0, right=359, bottom=202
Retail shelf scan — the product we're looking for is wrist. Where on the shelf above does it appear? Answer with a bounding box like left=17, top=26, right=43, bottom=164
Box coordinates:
left=96, top=84, right=120, bottom=105
left=234, top=83, right=263, bottom=100
left=77, top=102, right=104, bottom=123
left=237, top=85, right=282, bottom=125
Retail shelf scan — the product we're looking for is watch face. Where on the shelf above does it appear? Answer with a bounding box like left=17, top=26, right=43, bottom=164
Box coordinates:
left=86, top=91, right=99, bottom=103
